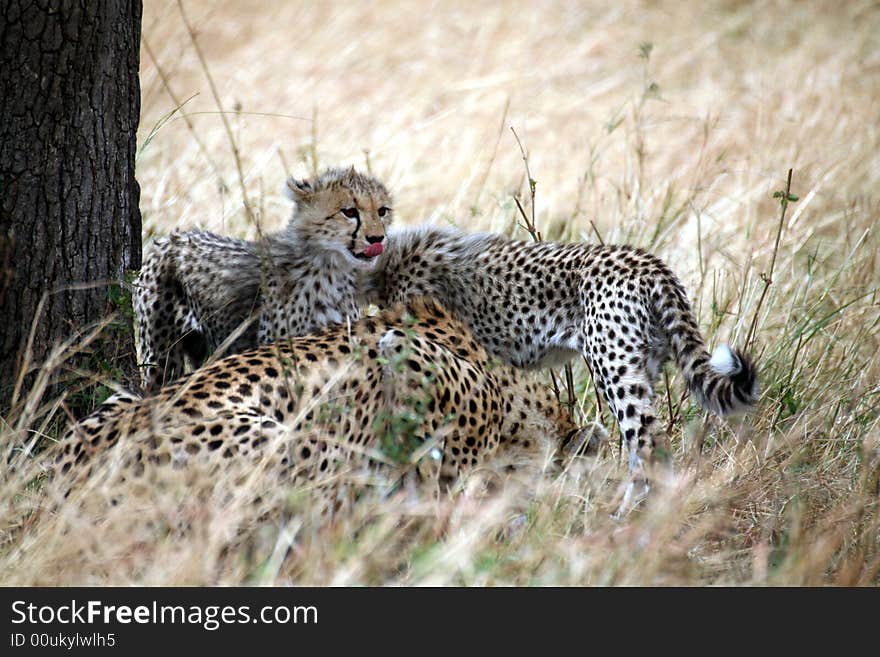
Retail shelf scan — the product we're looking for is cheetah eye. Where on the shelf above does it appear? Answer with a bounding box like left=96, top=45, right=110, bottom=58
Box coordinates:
left=378, top=206, right=390, bottom=217
left=341, top=207, right=359, bottom=219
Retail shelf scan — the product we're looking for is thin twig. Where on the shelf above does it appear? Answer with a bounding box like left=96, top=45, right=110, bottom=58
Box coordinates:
left=581, top=355, right=605, bottom=420
left=510, top=127, right=537, bottom=233
left=564, top=364, right=577, bottom=415
left=589, top=219, right=605, bottom=245
left=510, top=127, right=586, bottom=420
left=512, top=196, right=540, bottom=240
left=141, top=34, right=228, bottom=192
left=177, top=0, right=256, bottom=226
left=548, top=371, right=562, bottom=405
left=745, top=168, right=794, bottom=351
left=664, top=370, right=676, bottom=434
left=472, top=98, right=510, bottom=209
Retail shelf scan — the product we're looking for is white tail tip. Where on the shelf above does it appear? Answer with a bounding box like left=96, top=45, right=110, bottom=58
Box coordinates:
left=709, top=344, right=739, bottom=376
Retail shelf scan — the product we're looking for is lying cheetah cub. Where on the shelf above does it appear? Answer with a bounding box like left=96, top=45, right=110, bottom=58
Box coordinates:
left=134, top=166, right=392, bottom=392
left=54, top=299, right=585, bottom=516
left=363, top=226, right=759, bottom=514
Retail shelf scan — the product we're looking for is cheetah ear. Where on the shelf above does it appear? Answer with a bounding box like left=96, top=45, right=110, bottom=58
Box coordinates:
left=339, top=165, right=357, bottom=186
left=285, top=177, right=314, bottom=204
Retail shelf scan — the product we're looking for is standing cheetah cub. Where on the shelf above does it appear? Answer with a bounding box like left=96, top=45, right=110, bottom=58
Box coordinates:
left=363, top=226, right=759, bottom=514
left=134, top=167, right=392, bottom=392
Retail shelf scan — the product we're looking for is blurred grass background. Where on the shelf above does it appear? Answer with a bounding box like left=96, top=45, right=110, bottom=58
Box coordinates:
left=1, top=0, right=878, bottom=585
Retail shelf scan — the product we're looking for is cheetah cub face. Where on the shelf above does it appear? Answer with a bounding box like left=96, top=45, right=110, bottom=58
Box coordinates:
left=285, top=166, right=393, bottom=268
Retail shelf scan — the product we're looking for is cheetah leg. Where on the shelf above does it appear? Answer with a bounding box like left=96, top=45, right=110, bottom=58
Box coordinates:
left=134, top=275, right=201, bottom=392
left=615, top=391, right=670, bottom=519
left=591, top=365, right=667, bottom=518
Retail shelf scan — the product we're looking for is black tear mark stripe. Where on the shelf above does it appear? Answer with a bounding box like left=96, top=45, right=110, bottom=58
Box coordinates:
left=350, top=211, right=361, bottom=251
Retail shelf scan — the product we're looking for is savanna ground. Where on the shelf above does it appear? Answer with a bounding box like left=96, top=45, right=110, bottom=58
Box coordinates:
left=2, top=0, right=879, bottom=585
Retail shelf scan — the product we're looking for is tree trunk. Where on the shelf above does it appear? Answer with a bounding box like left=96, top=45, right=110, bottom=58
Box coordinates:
left=0, top=1, right=143, bottom=416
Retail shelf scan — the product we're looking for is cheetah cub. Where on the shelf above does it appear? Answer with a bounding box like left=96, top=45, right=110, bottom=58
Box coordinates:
left=134, top=166, right=392, bottom=392
left=53, top=299, right=584, bottom=517
left=363, top=226, right=759, bottom=515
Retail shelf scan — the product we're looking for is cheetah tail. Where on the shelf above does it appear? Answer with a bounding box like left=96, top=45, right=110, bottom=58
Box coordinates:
left=654, top=271, right=759, bottom=417
left=679, top=339, right=759, bottom=417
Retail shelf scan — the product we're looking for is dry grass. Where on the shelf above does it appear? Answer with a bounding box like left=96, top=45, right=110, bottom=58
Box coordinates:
left=2, top=0, right=879, bottom=585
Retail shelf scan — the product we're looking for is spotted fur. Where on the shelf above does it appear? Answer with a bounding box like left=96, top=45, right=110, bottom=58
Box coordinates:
left=363, top=226, right=759, bottom=509
left=133, top=167, right=393, bottom=392
left=55, top=299, right=581, bottom=515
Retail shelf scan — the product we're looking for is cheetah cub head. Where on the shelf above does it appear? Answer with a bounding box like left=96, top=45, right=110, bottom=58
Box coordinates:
left=285, top=166, right=393, bottom=268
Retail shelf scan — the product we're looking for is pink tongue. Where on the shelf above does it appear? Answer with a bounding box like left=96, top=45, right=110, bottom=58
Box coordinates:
left=363, top=243, right=384, bottom=258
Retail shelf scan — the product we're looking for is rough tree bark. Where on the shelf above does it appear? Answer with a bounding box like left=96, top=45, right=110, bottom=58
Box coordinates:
left=0, top=1, right=143, bottom=416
